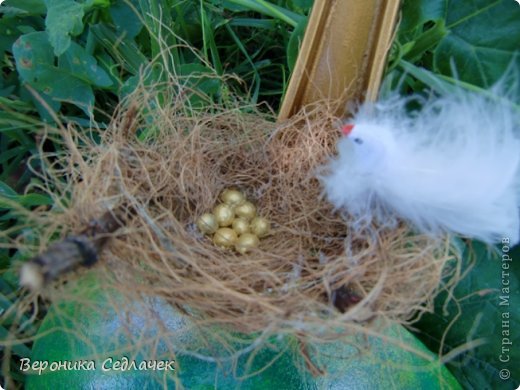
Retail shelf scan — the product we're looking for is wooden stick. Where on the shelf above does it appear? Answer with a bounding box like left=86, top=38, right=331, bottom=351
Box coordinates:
left=278, top=0, right=400, bottom=120
left=19, top=206, right=132, bottom=291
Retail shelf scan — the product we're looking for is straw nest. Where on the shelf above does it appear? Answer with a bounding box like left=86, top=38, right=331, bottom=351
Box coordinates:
left=14, top=75, right=458, bottom=349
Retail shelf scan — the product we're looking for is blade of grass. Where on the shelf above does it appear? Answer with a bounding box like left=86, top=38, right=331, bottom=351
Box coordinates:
left=403, top=20, right=447, bottom=63
left=200, top=1, right=223, bottom=75
left=225, top=0, right=302, bottom=27
left=138, top=0, right=180, bottom=71
left=228, top=17, right=277, bottom=29
left=224, top=23, right=260, bottom=101
left=90, top=24, right=148, bottom=75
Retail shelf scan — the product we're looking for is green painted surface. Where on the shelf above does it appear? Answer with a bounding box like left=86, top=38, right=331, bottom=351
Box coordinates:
left=26, top=278, right=459, bottom=389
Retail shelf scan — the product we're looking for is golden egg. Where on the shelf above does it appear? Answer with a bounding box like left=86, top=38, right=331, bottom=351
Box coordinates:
left=235, top=201, right=256, bottom=220
left=235, top=233, right=260, bottom=254
left=232, top=217, right=250, bottom=235
left=221, top=189, right=245, bottom=207
left=250, top=216, right=270, bottom=238
left=213, top=203, right=235, bottom=226
left=196, top=213, right=219, bottom=234
left=213, top=228, right=238, bottom=248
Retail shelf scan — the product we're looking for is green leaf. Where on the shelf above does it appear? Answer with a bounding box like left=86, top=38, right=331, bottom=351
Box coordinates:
left=108, top=0, right=143, bottom=39
left=400, top=0, right=447, bottom=32
left=391, top=0, right=448, bottom=72
left=0, top=18, right=22, bottom=54
left=403, top=20, right=448, bottom=63
left=434, top=0, right=520, bottom=87
left=30, top=65, right=95, bottom=116
left=0, top=181, right=18, bottom=199
left=414, top=241, right=520, bottom=388
left=1, top=0, right=47, bottom=16
left=27, top=88, right=62, bottom=123
left=228, top=17, right=277, bottom=29
left=44, top=0, right=85, bottom=56
left=13, top=32, right=95, bottom=115
left=224, top=0, right=304, bottom=27
left=59, top=41, right=112, bottom=88
left=12, top=31, right=54, bottom=84
left=80, top=0, right=110, bottom=10
left=17, top=193, right=53, bottom=207
left=0, top=180, right=52, bottom=209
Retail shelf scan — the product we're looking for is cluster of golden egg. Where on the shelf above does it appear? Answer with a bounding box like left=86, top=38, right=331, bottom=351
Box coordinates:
left=196, top=189, right=270, bottom=254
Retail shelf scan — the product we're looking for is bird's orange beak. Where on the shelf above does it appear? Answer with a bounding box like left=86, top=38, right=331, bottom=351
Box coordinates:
left=342, top=124, right=354, bottom=136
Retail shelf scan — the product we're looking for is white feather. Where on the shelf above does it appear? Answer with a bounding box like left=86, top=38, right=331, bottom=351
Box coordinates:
left=321, top=81, right=520, bottom=245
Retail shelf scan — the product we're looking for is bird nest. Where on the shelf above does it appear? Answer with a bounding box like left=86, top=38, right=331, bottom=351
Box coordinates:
left=9, top=73, right=459, bottom=373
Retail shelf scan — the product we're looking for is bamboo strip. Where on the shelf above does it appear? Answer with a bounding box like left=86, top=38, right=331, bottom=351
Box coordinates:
left=278, top=0, right=401, bottom=120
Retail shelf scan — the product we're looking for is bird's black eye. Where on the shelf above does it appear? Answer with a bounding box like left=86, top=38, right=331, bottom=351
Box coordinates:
left=353, top=137, right=363, bottom=145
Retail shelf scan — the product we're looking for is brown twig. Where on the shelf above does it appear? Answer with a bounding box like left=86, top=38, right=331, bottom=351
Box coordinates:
left=19, top=205, right=133, bottom=291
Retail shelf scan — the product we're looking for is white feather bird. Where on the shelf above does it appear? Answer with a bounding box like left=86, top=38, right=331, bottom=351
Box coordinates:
left=321, top=82, right=520, bottom=245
